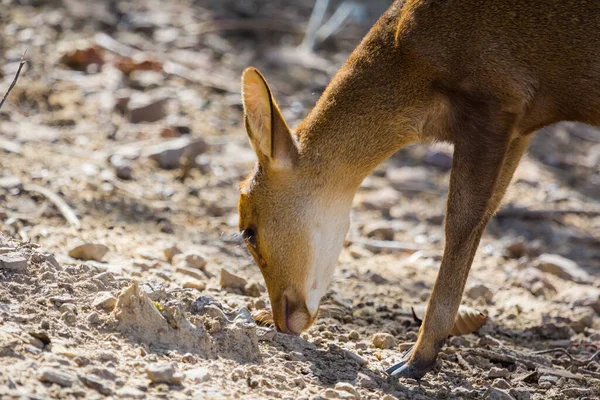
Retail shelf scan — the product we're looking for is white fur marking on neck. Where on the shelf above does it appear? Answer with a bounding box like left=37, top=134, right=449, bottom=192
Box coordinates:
left=305, top=198, right=351, bottom=317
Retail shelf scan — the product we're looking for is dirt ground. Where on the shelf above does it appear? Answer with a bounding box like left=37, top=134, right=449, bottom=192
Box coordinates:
left=1, top=1, right=599, bottom=399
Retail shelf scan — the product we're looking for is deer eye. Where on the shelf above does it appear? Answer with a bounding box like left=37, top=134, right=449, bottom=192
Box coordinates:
left=242, top=228, right=257, bottom=248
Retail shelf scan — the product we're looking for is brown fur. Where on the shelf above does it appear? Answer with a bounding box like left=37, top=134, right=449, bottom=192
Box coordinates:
left=239, top=0, right=600, bottom=375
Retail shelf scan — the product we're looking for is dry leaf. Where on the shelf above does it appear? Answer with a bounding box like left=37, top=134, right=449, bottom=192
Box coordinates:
left=114, top=56, right=163, bottom=74
left=61, top=46, right=104, bottom=71
left=411, top=305, right=488, bottom=336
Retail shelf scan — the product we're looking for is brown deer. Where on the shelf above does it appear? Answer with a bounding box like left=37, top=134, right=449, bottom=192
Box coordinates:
left=237, top=0, right=600, bottom=379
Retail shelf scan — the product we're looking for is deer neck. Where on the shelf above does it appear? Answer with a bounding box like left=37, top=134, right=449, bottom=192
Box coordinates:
left=294, top=5, right=420, bottom=195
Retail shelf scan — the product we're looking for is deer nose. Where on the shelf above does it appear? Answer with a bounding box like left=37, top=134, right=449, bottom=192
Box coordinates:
left=276, top=294, right=310, bottom=335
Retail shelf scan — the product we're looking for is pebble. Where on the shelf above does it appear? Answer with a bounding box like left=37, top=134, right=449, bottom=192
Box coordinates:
left=176, top=266, right=204, bottom=280
left=488, top=367, right=510, bottom=379
left=172, top=251, right=207, bottom=270
left=348, top=330, right=360, bottom=341
left=372, top=332, right=395, bottom=349
left=355, top=373, right=377, bottom=390
left=508, top=388, right=530, bottom=400
left=535, top=253, right=590, bottom=282
left=163, top=246, right=182, bottom=263
left=144, top=138, right=207, bottom=170
left=116, top=386, right=146, bottom=399
left=334, top=382, right=360, bottom=399
left=244, top=281, right=262, bottom=297
left=184, top=367, right=210, bottom=383
left=484, top=387, right=515, bottom=400
left=358, top=187, right=400, bottom=214
left=38, top=367, right=76, bottom=387
left=492, top=379, right=511, bottom=389
left=466, top=283, right=494, bottom=302
left=0, top=175, right=22, bottom=189
left=220, top=268, right=248, bottom=290
left=560, top=387, right=594, bottom=397
left=183, top=281, right=206, bottom=290
left=68, top=243, right=109, bottom=262
left=0, top=252, right=28, bottom=272
left=504, top=240, right=528, bottom=259
left=127, top=95, right=168, bottom=123
left=92, top=292, right=117, bottom=311
left=80, top=374, right=113, bottom=395
left=146, top=362, right=183, bottom=385
left=423, top=149, right=453, bottom=170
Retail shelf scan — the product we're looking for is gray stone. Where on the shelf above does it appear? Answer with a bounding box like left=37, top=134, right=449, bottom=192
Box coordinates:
left=93, top=292, right=117, bottom=311
left=127, top=95, right=168, bottom=123
left=68, top=243, right=109, bottom=262
left=38, top=367, right=76, bottom=387
left=79, top=374, right=113, bottom=395
left=488, top=367, right=510, bottom=378
left=146, top=362, right=183, bottom=385
left=184, top=367, right=210, bottom=383
left=535, top=254, right=590, bottom=282
left=220, top=268, right=247, bottom=290
left=0, top=252, right=27, bottom=272
left=466, top=283, right=494, bottom=302
left=372, top=332, right=395, bottom=349
left=484, top=387, right=515, bottom=400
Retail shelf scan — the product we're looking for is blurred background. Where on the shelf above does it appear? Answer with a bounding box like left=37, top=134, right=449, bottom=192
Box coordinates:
left=1, top=1, right=599, bottom=398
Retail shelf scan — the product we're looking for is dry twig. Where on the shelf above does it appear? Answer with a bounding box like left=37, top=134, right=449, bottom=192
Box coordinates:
left=533, top=348, right=600, bottom=367
left=22, top=184, right=80, bottom=228
left=0, top=51, right=27, bottom=112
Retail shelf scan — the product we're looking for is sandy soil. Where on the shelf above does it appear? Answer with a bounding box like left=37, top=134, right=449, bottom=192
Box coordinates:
left=1, top=1, right=599, bottom=399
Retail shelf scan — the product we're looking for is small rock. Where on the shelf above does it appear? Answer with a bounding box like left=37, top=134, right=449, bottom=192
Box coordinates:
left=478, top=335, right=502, bottom=347
left=560, top=387, right=593, bottom=397
left=348, top=245, right=374, bottom=259
left=80, top=375, right=113, bottom=395
left=61, top=311, right=77, bottom=325
left=143, top=137, right=207, bottom=170
left=220, top=268, right=247, bottom=290
left=535, top=254, right=590, bottom=282
left=184, top=367, right=210, bottom=383
left=244, top=281, right=262, bottom=297
left=183, top=280, right=206, bottom=290
left=0, top=252, right=27, bottom=272
left=348, top=330, right=360, bottom=341
left=372, top=332, right=395, bottom=349
left=362, top=221, right=395, bottom=240
left=127, top=95, right=168, bottom=123
left=358, top=187, right=400, bottom=214
left=176, top=266, right=204, bottom=280
left=164, top=245, right=182, bottom=262
left=172, top=251, right=207, bottom=270
left=68, top=243, right=109, bottom=262
left=488, top=367, right=510, bottom=379
left=334, top=382, right=360, bottom=399
left=355, top=372, right=377, bottom=390
left=492, top=379, right=511, bottom=389
left=484, top=387, right=515, bottom=400
left=129, top=70, right=164, bottom=89
left=386, top=166, right=433, bottom=191
left=423, top=149, right=453, bottom=170
left=116, top=386, right=146, bottom=399
left=504, top=240, right=528, bottom=259
left=466, top=283, right=494, bottom=302
left=38, top=367, right=76, bottom=387
left=0, top=176, right=22, bottom=189
left=508, top=388, right=530, bottom=400
left=146, top=362, right=183, bottom=385
left=92, top=292, right=117, bottom=311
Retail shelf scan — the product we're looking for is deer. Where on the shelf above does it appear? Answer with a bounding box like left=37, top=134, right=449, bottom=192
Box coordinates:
left=237, top=0, right=600, bottom=379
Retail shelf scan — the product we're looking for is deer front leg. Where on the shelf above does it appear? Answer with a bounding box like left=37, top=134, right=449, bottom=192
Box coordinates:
left=387, top=130, right=526, bottom=379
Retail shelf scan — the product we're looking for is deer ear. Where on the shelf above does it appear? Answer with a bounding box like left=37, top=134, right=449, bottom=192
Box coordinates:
left=241, top=67, right=298, bottom=170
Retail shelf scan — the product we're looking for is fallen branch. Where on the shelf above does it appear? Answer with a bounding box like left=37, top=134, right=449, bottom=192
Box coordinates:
left=22, top=184, right=80, bottom=228
left=194, top=18, right=303, bottom=36
left=496, top=206, right=600, bottom=220
left=0, top=51, right=26, bottom=112
left=533, top=348, right=600, bottom=367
